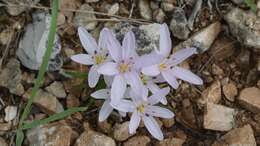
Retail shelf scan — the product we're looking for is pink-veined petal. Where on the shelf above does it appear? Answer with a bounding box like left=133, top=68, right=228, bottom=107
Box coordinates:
left=97, top=62, right=118, bottom=76
left=135, top=52, right=164, bottom=69
left=99, top=100, right=113, bottom=122
left=111, top=75, right=127, bottom=103
left=110, top=99, right=135, bottom=113
left=170, top=47, right=197, bottom=65
left=78, top=27, right=98, bottom=54
left=148, top=87, right=170, bottom=105
left=145, top=105, right=174, bottom=118
left=156, top=23, right=172, bottom=57
left=122, top=31, right=136, bottom=59
left=129, top=111, right=141, bottom=134
left=172, top=66, right=203, bottom=85
left=161, top=69, right=179, bottom=89
left=91, top=89, right=110, bottom=99
left=141, top=65, right=160, bottom=76
left=88, top=66, right=100, bottom=88
left=103, top=28, right=122, bottom=61
left=142, top=115, right=164, bottom=140
left=70, top=54, right=94, bottom=65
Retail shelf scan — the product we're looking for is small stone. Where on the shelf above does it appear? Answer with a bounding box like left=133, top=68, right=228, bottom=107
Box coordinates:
left=123, top=135, right=151, bottom=146
left=0, top=59, right=24, bottom=96
left=85, top=0, right=99, bottom=2
left=4, top=106, right=17, bottom=122
left=212, top=124, right=256, bottom=146
left=201, top=80, right=221, bottom=104
left=0, top=137, right=7, bottom=146
left=64, top=48, right=76, bottom=58
left=0, top=29, right=13, bottom=45
left=113, top=122, right=131, bottom=141
left=174, top=22, right=221, bottom=53
left=4, top=0, right=40, bottom=16
left=212, top=64, right=224, bottom=76
left=204, top=103, right=236, bottom=131
left=236, top=49, right=250, bottom=69
left=138, top=0, right=152, bottom=20
left=75, top=131, right=116, bottom=146
left=98, top=120, right=112, bottom=133
left=150, top=1, right=159, bottom=10
left=57, top=13, right=66, bottom=26
left=156, top=137, right=185, bottom=146
left=23, top=89, right=64, bottom=115
left=74, top=4, right=97, bottom=30
left=223, top=82, right=237, bottom=102
left=231, top=0, right=244, bottom=5
left=27, top=121, right=72, bottom=146
left=224, top=8, right=260, bottom=52
left=66, top=94, right=80, bottom=108
left=161, top=2, right=175, bottom=12
left=45, top=81, right=66, bottom=98
left=17, top=12, right=62, bottom=71
left=60, top=0, right=80, bottom=22
left=162, top=117, right=175, bottom=128
left=108, top=3, right=119, bottom=15
left=170, top=8, right=190, bottom=40
left=0, top=122, right=11, bottom=131
left=153, top=8, right=166, bottom=23
left=238, top=87, right=260, bottom=113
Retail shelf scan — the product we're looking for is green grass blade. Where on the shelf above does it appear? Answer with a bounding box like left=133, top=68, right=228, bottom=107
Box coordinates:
left=15, top=130, right=24, bottom=146
left=21, top=107, right=87, bottom=130
left=244, top=0, right=257, bottom=13
left=62, top=69, right=88, bottom=79
left=16, top=0, right=59, bottom=145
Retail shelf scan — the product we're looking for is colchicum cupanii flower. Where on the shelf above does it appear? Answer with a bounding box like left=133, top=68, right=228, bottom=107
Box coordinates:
left=70, top=23, right=203, bottom=140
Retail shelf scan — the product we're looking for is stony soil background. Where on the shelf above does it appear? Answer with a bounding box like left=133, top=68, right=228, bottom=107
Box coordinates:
left=0, top=0, right=259, bottom=146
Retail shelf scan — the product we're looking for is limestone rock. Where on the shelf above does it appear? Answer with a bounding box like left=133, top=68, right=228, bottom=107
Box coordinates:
left=27, top=122, right=72, bottom=146
left=204, top=103, right=236, bottom=131
left=0, top=59, right=24, bottom=96
left=123, top=135, right=150, bottom=146
left=223, top=82, right=237, bottom=102
left=0, top=137, right=7, bottom=146
left=224, top=8, right=260, bottom=52
left=3, top=0, right=40, bottom=16
left=200, top=80, right=221, bottom=104
left=45, top=81, right=66, bottom=98
left=156, top=137, right=185, bottom=146
left=75, top=130, right=116, bottom=146
left=17, top=12, right=62, bottom=71
left=138, top=0, right=152, bottom=20
left=212, top=124, right=256, bottom=146
left=4, top=106, right=17, bottom=122
left=113, top=122, right=131, bottom=141
left=239, top=87, right=260, bottom=113
left=74, top=4, right=97, bottom=30
left=23, top=89, right=64, bottom=115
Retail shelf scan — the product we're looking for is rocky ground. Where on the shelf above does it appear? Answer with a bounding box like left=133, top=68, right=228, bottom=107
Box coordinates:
left=0, top=0, right=260, bottom=146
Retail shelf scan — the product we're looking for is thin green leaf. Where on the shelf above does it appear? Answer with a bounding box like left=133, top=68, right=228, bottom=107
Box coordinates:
left=61, top=69, right=88, bottom=79
left=22, top=107, right=87, bottom=130
left=16, top=0, right=59, bottom=145
left=15, top=130, right=24, bottom=146
left=244, top=0, right=257, bottom=13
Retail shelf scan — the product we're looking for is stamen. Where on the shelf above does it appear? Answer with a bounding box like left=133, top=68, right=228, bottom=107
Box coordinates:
left=159, top=63, right=167, bottom=71
left=118, top=63, right=129, bottom=73
left=137, top=104, right=145, bottom=113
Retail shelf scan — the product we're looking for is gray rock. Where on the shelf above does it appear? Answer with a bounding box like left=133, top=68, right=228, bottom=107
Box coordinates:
left=108, top=3, right=119, bottom=15
left=74, top=4, right=98, bottom=30
left=112, top=23, right=161, bottom=55
left=174, top=22, right=221, bottom=53
left=4, top=106, right=17, bottom=122
left=17, top=12, right=62, bottom=71
left=153, top=8, right=166, bottom=23
left=161, top=2, right=175, bottom=12
left=0, top=59, right=24, bottom=96
left=224, top=8, right=260, bottom=52
left=0, top=137, right=7, bottom=146
left=3, top=0, right=40, bottom=16
left=45, top=81, right=66, bottom=98
left=75, top=130, right=116, bottom=146
left=138, top=0, right=152, bottom=20
left=113, top=122, right=131, bottom=141
left=123, top=135, right=150, bottom=146
left=170, top=8, right=190, bottom=40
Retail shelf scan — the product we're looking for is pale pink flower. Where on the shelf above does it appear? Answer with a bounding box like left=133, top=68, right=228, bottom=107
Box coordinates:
left=97, top=29, right=162, bottom=103
left=70, top=27, right=111, bottom=88
left=111, top=87, right=174, bottom=140
left=142, top=24, right=203, bottom=89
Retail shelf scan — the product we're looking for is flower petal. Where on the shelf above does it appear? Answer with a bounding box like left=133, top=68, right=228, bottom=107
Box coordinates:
left=104, top=75, right=113, bottom=88
left=125, top=71, right=144, bottom=98
left=129, top=111, right=141, bottom=134
left=71, top=54, right=94, bottom=65
left=161, top=69, right=179, bottom=89
left=78, top=27, right=98, bottom=54
left=170, top=47, right=197, bottom=65
left=103, top=28, right=122, bottom=62
left=97, top=62, right=118, bottom=76
left=98, top=28, right=108, bottom=51
left=172, top=66, right=203, bottom=85
left=111, top=75, right=127, bottom=103
left=110, top=99, right=135, bottom=113
left=135, top=52, right=164, bottom=69
left=156, top=23, right=172, bottom=57
left=148, top=87, right=170, bottom=105
left=143, top=115, right=164, bottom=140
left=141, top=65, right=160, bottom=76
left=88, top=66, right=100, bottom=88
left=99, top=100, right=113, bottom=122
left=145, top=105, right=174, bottom=118
left=91, top=89, right=110, bottom=99
left=122, top=31, right=136, bottom=59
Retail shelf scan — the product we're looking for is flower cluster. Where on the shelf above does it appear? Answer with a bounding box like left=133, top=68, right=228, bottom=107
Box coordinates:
left=71, top=23, right=203, bottom=140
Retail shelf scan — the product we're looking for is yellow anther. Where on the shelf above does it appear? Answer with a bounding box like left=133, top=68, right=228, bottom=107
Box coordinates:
left=159, top=63, right=167, bottom=71
left=137, top=104, right=145, bottom=113
left=119, top=63, right=129, bottom=73
left=95, top=55, right=105, bottom=65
